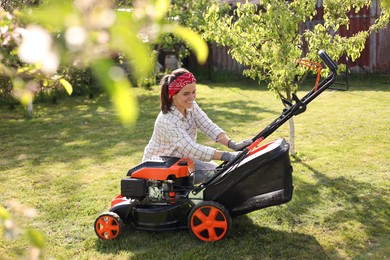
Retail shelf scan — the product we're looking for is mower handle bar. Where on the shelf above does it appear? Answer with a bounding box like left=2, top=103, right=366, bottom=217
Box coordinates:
left=250, top=50, right=338, bottom=142
left=318, top=50, right=337, bottom=71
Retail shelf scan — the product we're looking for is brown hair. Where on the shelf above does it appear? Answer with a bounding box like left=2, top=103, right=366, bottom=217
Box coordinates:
left=160, top=68, right=190, bottom=114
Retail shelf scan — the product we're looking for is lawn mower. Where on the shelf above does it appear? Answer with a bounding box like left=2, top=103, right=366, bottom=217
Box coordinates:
left=94, top=50, right=338, bottom=242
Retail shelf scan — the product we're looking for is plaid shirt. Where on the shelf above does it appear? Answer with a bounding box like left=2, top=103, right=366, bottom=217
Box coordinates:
left=142, top=101, right=224, bottom=162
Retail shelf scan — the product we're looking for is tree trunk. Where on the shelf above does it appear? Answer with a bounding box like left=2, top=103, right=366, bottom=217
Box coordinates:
left=286, top=88, right=296, bottom=157
left=27, top=101, right=33, bottom=119
left=288, top=117, right=296, bottom=157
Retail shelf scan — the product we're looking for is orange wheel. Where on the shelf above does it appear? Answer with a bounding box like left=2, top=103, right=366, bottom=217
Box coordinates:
left=94, top=212, right=124, bottom=240
left=188, top=201, right=231, bottom=242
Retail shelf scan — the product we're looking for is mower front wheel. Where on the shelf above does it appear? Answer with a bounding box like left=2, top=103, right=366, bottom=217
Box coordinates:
left=94, top=212, right=124, bottom=240
left=188, top=201, right=232, bottom=242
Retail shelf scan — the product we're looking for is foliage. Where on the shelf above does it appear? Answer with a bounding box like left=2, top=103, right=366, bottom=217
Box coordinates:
left=204, top=0, right=389, bottom=99
left=0, top=0, right=42, bottom=12
left=0, top=7, right=71, bottom=111
left=0, top=0, right=208, bottom=125
left=205, top=1, right=305, bottom=98
left=58, top=66, right=97, bottom=98
left=304, top=0, right=390, bottom=64
left=156, top=0, right=225, bottom=61
left=106, top=0, right=218, bottom=60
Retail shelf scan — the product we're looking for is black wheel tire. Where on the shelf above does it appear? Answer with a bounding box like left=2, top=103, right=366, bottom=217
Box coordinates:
left=94, top=212, right=124, bottom=240
left=188, top=201, right=232, bottom=242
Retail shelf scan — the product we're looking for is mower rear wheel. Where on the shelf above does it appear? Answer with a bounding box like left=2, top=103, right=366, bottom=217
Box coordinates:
left=94, top=212, right=124, bottom=240
left=188, top=201, right=231, bottom=242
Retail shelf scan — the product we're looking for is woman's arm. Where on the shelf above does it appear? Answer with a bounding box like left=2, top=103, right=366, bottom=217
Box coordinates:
left=215, top=133, right=230, bottom=146
left=213, top=150, right=224, bottom=160
left=193, top=103, right=252, bottom=150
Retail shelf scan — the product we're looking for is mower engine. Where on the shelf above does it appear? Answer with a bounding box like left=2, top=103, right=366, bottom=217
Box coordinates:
left=119, top=156, right=194, bottom=202
left=147, top=179, right=172, bottom=201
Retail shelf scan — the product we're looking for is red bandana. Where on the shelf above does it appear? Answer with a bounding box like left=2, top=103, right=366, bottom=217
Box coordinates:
left=168, top=72, right=196, bottom=98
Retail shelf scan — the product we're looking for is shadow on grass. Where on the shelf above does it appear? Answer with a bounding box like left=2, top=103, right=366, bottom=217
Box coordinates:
left=285, top=161, right=390, bottom=253
left=94, top=215, right=328, bottom=259
left=1, top=94, right=159, bottom=169
left=200, top=99, right=280, bottom=127
left=1, top=90, right=280, bottom=171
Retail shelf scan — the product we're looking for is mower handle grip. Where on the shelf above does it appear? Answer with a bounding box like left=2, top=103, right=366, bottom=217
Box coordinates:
left=318, top=50, right=337, bottom=71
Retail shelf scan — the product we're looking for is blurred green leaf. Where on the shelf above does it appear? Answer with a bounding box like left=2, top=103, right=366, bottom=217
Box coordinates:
left=92, top=59, right=138, bottom=126
left=0, top=205, right=10, bottom=220
left=155, top=0, right=170, bottom=21
left=162, top=24, right=209, bottom=64
left=59, top=78, right=73, bottom=95
left=22, top=0, right=74, bottom=31
left=111, top=11, right=153, bottom=79
left=12, top=77, right=33, bottom=106
left=383, top=0, right=390, bottom=10
left=26, top=228, right=45, bottom=249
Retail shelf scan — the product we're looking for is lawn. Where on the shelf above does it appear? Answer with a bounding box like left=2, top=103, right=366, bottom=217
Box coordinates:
left=0, top=76, right=389, bottom=259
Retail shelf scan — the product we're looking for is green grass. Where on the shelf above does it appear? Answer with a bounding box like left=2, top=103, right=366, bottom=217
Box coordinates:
left=0, top=76, right=389, bottom=259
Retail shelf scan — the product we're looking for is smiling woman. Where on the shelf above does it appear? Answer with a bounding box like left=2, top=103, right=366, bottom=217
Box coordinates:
left=142, top=68, right=252, bottom=183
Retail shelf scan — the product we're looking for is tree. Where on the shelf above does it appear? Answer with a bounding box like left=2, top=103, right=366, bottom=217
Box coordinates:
left=0, top=0, right=208, bottom=125
left=203, top=0, right=390, bottom=156
left=0, top=0, right=42, bottom=12
left=158, top=0, right=225, bottom=64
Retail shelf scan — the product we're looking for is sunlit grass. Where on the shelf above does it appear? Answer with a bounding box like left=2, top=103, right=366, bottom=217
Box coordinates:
left=0, top=77, right=389, bottom=259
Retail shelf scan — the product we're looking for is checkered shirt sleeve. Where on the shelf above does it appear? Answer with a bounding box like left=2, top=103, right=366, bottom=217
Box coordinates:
left=142, top=102, right=224, bottom=162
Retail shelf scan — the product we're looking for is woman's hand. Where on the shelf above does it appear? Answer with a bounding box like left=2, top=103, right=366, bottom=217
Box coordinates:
left=228, top=139, right=253, bottom=151
left=221, top=151, right=239, bottom=162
